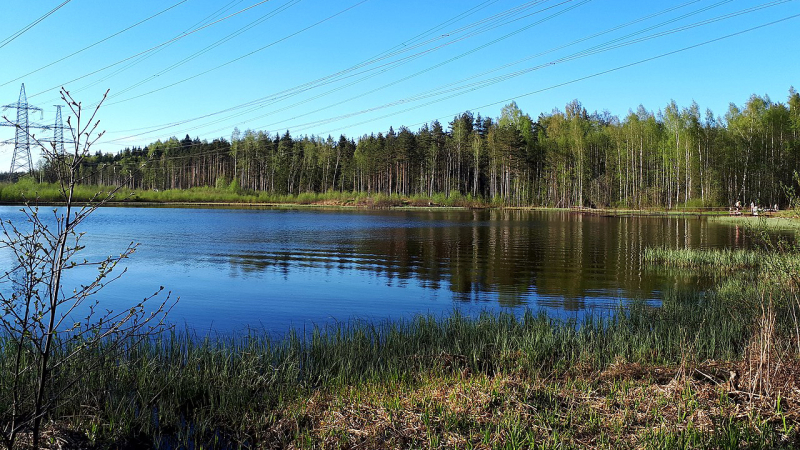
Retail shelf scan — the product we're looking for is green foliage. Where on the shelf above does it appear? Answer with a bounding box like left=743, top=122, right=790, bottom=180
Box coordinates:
left=228, top=176, right=241, bottom=193
left=215, top=176, right=228, bottom=190
left=16, top=87, right=797, bottom=210
left=0, top=284, right=787, bottom=447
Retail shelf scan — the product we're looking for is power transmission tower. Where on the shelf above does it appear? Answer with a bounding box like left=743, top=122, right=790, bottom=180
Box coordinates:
left=2, top=83, right=48, bottom=173
left=52, top=104, right=72, bottom=154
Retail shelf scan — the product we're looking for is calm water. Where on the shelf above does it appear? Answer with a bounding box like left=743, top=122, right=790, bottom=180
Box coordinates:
left=0, top=206, right=764, bottom=334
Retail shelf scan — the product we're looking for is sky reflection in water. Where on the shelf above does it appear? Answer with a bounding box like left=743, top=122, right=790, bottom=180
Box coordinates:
left=0, top=206, right=760, bottom=335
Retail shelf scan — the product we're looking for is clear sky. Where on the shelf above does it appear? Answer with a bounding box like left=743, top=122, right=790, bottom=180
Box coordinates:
left=1, top=0, right=798, bottom=170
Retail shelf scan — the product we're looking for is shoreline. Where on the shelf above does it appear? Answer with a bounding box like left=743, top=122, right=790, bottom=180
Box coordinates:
left=1, top=203, right=799, bottom=447
left=2, top=198, right=796, bottom=218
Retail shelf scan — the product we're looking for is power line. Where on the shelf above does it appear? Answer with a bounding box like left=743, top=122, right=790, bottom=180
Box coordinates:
left=111, top=0, right=726, bottom=144
left=156, top=0, right=590, bottom=138
left=0, top=0, right=73, bottom=50
left=312, top=13, right=800, bottom=137
left=100, top=0, right=371, bottom=107
left=76, top=12, right=798, bottom=170
left=27, top=0, right=274, bottom=99
left=103, top=0, right=303, bottom=103
left=97, top=0, right=511, bottom=136
left=101, top=0, right=572, bottom=141
left=96, top=1, right=795, bottom=152
left=1, top=0, right=190, bottom=87
left=49, top=0, right=253, bottom=102
left=211, top=0, right=794, bottom=137
left=200, top=2, right=786, bottom=136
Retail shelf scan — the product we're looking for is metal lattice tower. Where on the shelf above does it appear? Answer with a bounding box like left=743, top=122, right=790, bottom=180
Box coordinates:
left=52, top=105, right=69, bottom=154
left=1, top=83, right=47, bottom=173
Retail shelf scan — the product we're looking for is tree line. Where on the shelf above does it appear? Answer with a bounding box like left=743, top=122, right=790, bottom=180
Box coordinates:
left=58, top=87, right=800, bottom=208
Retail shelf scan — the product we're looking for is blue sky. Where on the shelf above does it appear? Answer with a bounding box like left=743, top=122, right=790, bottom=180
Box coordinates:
left=1, top=0, right=798, bottom=170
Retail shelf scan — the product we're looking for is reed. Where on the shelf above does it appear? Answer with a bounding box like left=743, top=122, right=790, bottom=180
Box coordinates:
left=0, top=180, right=495, bottom=208
left=643, top=247, right=765, bottom=269
left=3, top=283, right=790, bottom=448
left=643, top=247, right=800, bottom=272
left=711, top=215, right=800, bottom=231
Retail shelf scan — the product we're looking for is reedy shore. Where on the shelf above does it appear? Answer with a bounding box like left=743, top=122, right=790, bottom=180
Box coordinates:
left=2, top=247, right=800, bottom=448
left=4, top=180, right=800, bottom=218
left=2, top=183, right=800, bottom=448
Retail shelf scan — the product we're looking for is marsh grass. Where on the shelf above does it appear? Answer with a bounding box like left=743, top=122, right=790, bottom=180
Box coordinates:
left=0, top=180, right=492, bottom=209
left=711, top=215, right=800, bottom=231
left=3, top=284, right=796, bottom=448
left=643, top=247, right=765, bottom=270
left=643, top=247, right=800, bottom=277
left=4, top=186, right=800, bottom=447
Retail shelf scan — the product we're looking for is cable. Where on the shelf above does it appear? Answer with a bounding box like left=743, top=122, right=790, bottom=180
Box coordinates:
left=312, top=13, right=800, bottom=137
left=101, top=0, right=570, bottom=140
left=51, top=0, right=251, bottom=102
left=1, top=0, right=190, bottom=87
left=195, top=2, right=785, bottom=135
left=211, top=0, right=795, bottom=137
left=0, top=0, right=73, bottom=49
left=102, top=0, right=302, bottom=103
left=99, top=1, right=793, bottom=149
left=116, top=0, right=731, bottom=145
left=82, top=12, right=796, bottom=163
left=27, top=0, right=274, bottom=98
left=149, top=0, right=590, bottom=137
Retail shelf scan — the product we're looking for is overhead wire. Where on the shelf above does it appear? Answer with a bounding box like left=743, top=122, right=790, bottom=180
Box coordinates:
left=81, top=11, right=800, bottom=171
left=102, top=0, right=499, bottom=136
left=100, top=0, right=574, bottom=141
left=108, top=0, right=732, bottom=144
left=0, top=0, right=73, bottom=50
left=59, top=1, right=795, bottom=155
left=240, top=0, right=796, bottom=135
left=138, top=0, right=590, bottom=139
left=51, top=0, right=251, bottom=103
left=102, top=0, right=303, bottom=103
left=27, top=0, right=274, bottom=99
left=100, top=0, right=367, bottom=107
left=186, top=0, right=786, bottom=136
left=0, top=0, right=190, bottom=87
left=106, top=0, right=786, bottom=141
left=311, top=13, right=800, bottom=137
left=95, top=0, right=500, bottom=148
left=101, top=0, right=537, bottom=108
left=98, top=1, right=530, bottom=144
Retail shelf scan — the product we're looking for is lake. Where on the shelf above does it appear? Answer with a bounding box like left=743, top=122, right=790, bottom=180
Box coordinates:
left=0, top=206, right=762, bottom=335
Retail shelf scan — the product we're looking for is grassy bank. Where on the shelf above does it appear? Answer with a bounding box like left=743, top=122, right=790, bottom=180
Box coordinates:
left=710, top=215, right=800, bottom=230
left=0, top=180, right=490, bottom=209
left=3, top=190, right=800, bottom=448
left=5, top=180, right=800, bottom=217
left=3, top=281, right=800, bottom=448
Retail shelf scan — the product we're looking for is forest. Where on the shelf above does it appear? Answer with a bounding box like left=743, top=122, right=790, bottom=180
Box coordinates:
left=46, top=87, right=800, bottom=208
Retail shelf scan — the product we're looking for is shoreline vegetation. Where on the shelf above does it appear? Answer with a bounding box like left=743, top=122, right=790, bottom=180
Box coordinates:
left=3, top=238, right=800, bottom=448
left=4, top=91, right=797, bottom=212
left=2, top=180, right=800, bottom=220
left=3, top=90, right=799, bottom=448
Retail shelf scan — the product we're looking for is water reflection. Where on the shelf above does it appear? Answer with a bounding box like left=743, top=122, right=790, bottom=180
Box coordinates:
left=214, top=209, right=749, bottom=307
left=0, top=206, right=771, bottom=333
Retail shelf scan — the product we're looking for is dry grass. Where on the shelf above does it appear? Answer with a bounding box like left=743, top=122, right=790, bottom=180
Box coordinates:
left=250, top=357, right=800, bottom=449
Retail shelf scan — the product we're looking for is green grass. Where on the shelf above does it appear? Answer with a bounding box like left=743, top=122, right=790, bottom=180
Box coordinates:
left=643, top=247, right=766, bottom=270
left=0, top=180, right=493, bottom=209
left=4, top=235, right=800, bottom=447
left=710, top=215, right=800, bottom=231
left=642, top=247, right=800, bottom=289
left=3, top=281, right=797, bottom=448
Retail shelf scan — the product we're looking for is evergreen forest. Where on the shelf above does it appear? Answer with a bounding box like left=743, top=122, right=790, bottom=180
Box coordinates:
left=62, top=88, right=800, bottom=208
